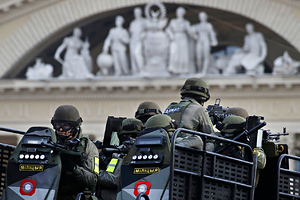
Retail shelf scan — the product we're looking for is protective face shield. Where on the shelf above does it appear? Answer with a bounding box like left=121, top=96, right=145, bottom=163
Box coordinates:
left=52, top=122, right=73, bottom=132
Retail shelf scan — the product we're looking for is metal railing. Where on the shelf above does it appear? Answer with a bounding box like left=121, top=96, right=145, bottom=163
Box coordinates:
left=277, top=154, right=300, bottom=200
left=169, top=128, right=256, bottom=200
left=0, top=143, right=16, bottom=197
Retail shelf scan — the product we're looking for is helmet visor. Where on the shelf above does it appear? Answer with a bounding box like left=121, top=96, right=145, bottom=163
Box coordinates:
left=53, top=122, right=73, bottom=132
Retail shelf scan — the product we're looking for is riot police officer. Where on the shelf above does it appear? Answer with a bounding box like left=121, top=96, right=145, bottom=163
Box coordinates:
left=96, top=118, right=143, bottom=200
left=118, top=118, right=143, bottom=143
left=164, top=78, right=214, bottom=150
left=215, top=115, right=248, bottom=159
left=51, top=105, right=99, bottom=200
left=135, top=101, right=162, bottom=124
left=221, top=108, right=266, bottom=187
left=164, top=78, right=213, bottom=133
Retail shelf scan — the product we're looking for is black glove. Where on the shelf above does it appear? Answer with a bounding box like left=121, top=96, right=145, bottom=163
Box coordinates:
left=60, top=154, right=77, bottom=172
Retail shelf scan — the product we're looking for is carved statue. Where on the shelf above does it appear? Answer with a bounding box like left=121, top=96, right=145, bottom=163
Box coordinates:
left=80, top=38, right=93, bottom=73
left=102, top=15, right=130, bottom=76
left=143, top=2, right=170, bottom=76
left=54, top=27, right=94, bottom=79
left=166, top=7, right=191, bottom=75
left=26, top=58, right=53, bottom=80
left=129, top=7, right=146, bottom=75
left=192, top=12, right=218, bottom=76
left=224, top=23, right=267, bottom=76
left=273, top=51, right=300, bottom=75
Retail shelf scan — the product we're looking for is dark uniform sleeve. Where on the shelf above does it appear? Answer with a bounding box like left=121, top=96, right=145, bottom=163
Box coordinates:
left=95, top=155, right=123, bottom=200
left=98, top=156, right=122, bottom=188
left=72, top=139, right=99, bottom=192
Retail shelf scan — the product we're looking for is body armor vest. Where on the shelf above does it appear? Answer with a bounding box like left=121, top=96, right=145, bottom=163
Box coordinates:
left=164, top=99, right=197, bottom=129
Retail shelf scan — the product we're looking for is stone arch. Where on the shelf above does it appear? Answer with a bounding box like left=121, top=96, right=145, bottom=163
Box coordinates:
left=1, top=0, right=300, bottom=77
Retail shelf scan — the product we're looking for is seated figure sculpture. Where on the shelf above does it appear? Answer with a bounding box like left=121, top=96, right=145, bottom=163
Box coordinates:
left=224, top=23, right=267, bottom=76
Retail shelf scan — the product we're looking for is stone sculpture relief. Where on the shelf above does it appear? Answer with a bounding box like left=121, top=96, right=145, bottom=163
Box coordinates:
left=28, top=2, right=277, bottom=80
left=273, top=51, right=300, bottom=75
left=26, top=58, right=53, bottom=80
left=54, top=27, right=93, bottom=79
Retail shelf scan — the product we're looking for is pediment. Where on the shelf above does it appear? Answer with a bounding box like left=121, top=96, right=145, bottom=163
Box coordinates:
left=1, top=2, right=300, bottom=80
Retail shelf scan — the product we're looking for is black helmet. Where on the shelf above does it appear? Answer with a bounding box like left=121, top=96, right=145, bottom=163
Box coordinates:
left=51, top=105, right=82, bottom=123
left=180, top=78, right=210, bottom=101
left=135, top=101, right=162, bottom=123
left=51, top=105, right=83, bottom=140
